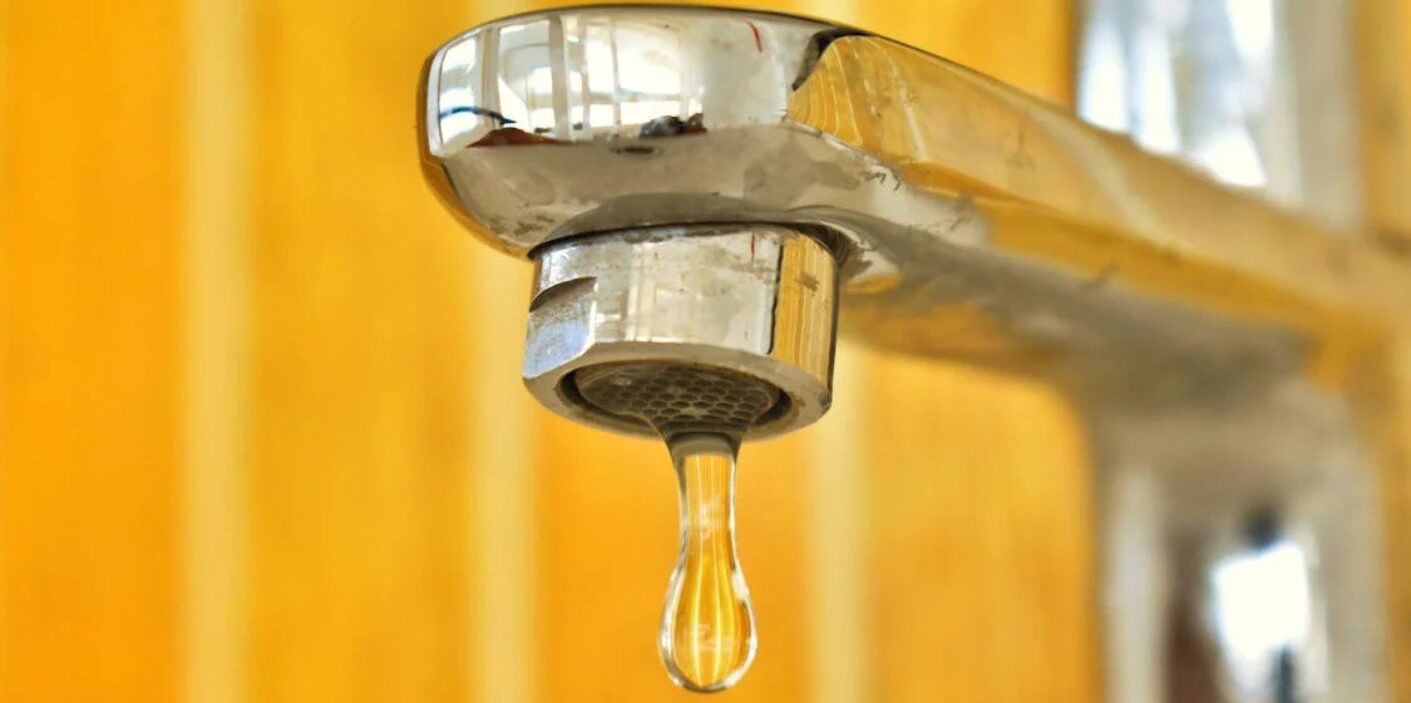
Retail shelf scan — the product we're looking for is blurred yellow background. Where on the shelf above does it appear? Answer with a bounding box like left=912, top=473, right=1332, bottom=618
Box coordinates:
left=0, top=1, right=1403, bottom=702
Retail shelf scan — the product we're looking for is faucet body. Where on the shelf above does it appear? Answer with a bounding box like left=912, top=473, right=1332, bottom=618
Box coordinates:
left=420, top=6, right=1411, bottom=701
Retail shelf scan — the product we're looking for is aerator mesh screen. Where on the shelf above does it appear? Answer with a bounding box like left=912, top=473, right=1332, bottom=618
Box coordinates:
left=574, top=362, right=780, bottom=437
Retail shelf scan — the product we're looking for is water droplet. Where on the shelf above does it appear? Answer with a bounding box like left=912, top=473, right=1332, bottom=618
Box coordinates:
left=659, top=433, right=757, bottom=693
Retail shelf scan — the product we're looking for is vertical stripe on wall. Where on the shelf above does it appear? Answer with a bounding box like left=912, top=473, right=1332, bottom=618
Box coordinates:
left=183, top=0, right=250, bottom=701
left=469, top=250, right=536, bottom=703
left=806, top=344, right=869, bottom=703
left=247, top=0, right=480, bottom=700
left=1, top=2, right=183, bottom=701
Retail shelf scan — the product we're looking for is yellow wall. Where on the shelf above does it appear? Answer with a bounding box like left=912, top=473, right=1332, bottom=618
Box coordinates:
left=2, top=1, right=182, bottom=700
left=1, top=0, right=1092, bottom=701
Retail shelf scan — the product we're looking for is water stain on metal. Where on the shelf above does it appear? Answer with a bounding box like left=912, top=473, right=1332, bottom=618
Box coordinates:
left=611, top=144, right=661, bottom=157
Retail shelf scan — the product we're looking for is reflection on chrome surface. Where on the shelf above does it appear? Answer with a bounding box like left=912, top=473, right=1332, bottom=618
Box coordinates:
left=1075, top=0, right=1364, bottom=228
left=1078, top=0, right=1281, bottom=189
left=431, top=9, right=832, bottom=150
left=1207, top=513, right=1324, bottom=701
left=1102, top=393, right=1386, bottom=703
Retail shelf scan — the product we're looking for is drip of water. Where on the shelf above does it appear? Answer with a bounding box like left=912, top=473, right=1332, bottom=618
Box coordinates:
left=570, top=361, right=773, bottom=692
left=659, top=433, right=757, bottom=693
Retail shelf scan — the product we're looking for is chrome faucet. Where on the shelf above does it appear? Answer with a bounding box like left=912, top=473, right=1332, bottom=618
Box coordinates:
left=418, top=5, right=1411, bottom=701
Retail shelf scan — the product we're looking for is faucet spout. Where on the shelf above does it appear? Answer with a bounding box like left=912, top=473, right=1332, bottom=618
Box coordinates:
left=419, top=6, right=1411, bottom=702
left=419, top=5, right=1408, bottom=393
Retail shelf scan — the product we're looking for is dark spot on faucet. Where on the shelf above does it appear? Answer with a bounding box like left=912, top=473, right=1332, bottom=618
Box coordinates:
left=1083, top=262, right=1119, bottom=291
left=1378, top=230, right=1411, bottom=259
left=611, top=144, right=660, bottom=157
left=1242, top=507, right=1283, bottom=550
left=1006, top=131, right=1036, bottom=171
left=943, top=202, right=974, bottom=234
left=439, top=105, right=516, bottom=125
left=640, top=113, right=706, bottom=138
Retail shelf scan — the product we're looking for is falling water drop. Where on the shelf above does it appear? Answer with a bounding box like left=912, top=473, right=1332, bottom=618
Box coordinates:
left=659, top=433, right=757, bottom=693
left=571, top=362, right=779, bottom=693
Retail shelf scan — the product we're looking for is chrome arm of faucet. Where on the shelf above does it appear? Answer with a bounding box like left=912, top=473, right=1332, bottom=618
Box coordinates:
left=418, top=5, right=1411, bottom=701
